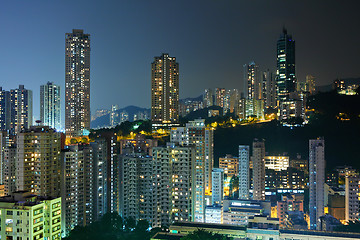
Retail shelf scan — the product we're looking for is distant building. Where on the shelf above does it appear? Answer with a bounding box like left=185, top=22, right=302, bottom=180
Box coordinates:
left=277, top=194, right=304, bottom=227
left=203, top=89, right=214, bottom=108
left=252, top=139, right=265, bottom=201
left=244, top=62, right=261, bottom=100
left=10, top=85, right=33, bottom=134
left=284, top=211, right=307, bottom=230
left=219, top=154, right=239, bottom=197
left=345, top=175, right=360, bottom=222
left=239, top=145, right=250, bottom=200
left=265, top=156, right=289, bottom=171
left=0, top=88, right=10, bottom=131
left=319, top=214, right=341, bottom=231
left=305, top=75, right=316, bottom=95
left=309, top=137, right=325, bottom=230
left=211, top=168, right=224, bottom=205
left=276, top=28, right=296, bottom=102
left=151, top=53, right=179, bottom=129
left=223, top=199, right=271, bottom=226
left=215, top=88, right=226, bottom=108
left=65, top=29, right=90, bottom=137
left=110, top=104, right=119, bottom=127
left=0, top=191, right=61, bottom=240
left=262, top=70, right=277, bottom=109
left=40, top=82, right=61, bottom=130
left=205, top=205, right=223, bottom=224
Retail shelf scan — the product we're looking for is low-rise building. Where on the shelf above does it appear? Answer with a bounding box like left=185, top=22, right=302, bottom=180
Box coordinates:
left=0, top=191, right=61, bottom=240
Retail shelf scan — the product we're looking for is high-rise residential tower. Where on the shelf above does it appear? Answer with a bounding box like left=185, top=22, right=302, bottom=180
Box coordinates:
left=211, top=168, right=224, bottom=205
left=152, top=143, right=194, bottom=227
left=16, top=126, right=61, bottom=197
left=262, top=70, right=277, bottom=109
left=252, top=139, right=265, bottom=201
left=215, top=88, right=226, bottom=108
left=239, top=145, right=250, bottom=200
left=244, top=62, right=261, bottom=100
left=40, top=82, right=61, bottom=130
left=276, top=28, right=296, bottom=102
left=309, top=137, right=325, bottom=230
left=10, top=85, right=33, bottom=134
left=170, top=119, right=214, bottom=222
left=0, top=88, right=10, bottom=131
left=151, top=53, right=179, bottom=129
left=203, top=89, right=214, bottom=108
left=65, top=29, right=90, bottom=137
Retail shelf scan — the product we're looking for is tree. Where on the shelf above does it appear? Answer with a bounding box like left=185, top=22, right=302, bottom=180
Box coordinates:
left=181, top=229, right=232, bottom=240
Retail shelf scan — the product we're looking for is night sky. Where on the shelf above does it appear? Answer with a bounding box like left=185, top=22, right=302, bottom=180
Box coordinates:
left=0, top=1, right=359, bottom=122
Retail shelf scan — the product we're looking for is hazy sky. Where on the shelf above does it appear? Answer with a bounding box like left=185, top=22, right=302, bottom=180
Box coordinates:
left=0, top=1, right=359, bottom=121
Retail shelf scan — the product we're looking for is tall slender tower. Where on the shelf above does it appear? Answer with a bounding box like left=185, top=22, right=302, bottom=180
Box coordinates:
left=151, top=53, right=179, bottom=129
left=238, top=145, right=250, bottom=200
left=252, top=139, right=265, bottom=201
left=244, top=62, right=261, bottom=100
left=40, top=82, right=61, bottom=130
left=276, top=28, right=296, bottom=102
left=309, top=137, right=325, bottom=230
left=65, top=29, right=90, bottom=137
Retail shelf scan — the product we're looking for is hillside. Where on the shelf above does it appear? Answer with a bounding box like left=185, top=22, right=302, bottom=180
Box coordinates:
left=91, top=106, right=150, bottom=129
left=214, top=90, right=360, bottom=171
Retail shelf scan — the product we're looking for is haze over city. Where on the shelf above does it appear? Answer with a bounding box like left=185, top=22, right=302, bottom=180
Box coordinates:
left=1, top=0, right=360, bottom=121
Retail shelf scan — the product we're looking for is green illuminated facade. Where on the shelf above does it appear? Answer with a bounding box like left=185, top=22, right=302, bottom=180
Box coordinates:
left=0, top=191, right=61, bottom=240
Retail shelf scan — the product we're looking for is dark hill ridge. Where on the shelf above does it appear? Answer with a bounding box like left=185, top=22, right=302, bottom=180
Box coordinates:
left=91, top=105, right=150, bottom=129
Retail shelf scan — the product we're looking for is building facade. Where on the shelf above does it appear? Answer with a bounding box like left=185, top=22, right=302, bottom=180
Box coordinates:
left=211, top=168, right=224, bottom=205
left=152, top=144, right=194, bottom=227
left=276, top=28, right=296, bottom=102
left=309, top=137, right=325, bottom=230
left=40, top=82, right=61, bottom=130
left=239, top=145, right=250, bottom=200
left=10, top=85, right=33, bottom=134
left=151, top=53, right=179, bottom=129
left=16, top=126, right=61, bottom=197
left=252, top=139, right=265, bottom=201
left=0, top=191, right=61, bottom=240
left=65, top=29, right=91, bottom=137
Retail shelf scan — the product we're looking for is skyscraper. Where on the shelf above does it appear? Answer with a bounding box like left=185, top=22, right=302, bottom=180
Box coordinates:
left=238, top=145, right=250, bottom=200
left=151, top=53, right=179, bottom=129
left=244, top=62, right=261, bottom=100
left=262, top=70, right=276, bottom=109
left=65, top=29, right=90, bottom=137
left=276, top=28, right=296, bottom=102
left=10, top=85, right=33, bottom=134
left=252, top=139, right=265, bottom=201
left=309, top=137, right=325, bottom=230
left=40, top=82, right=61, bottom=130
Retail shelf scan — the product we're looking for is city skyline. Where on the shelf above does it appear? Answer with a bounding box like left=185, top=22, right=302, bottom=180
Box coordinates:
left=1, top=1, right=360, bottom=122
